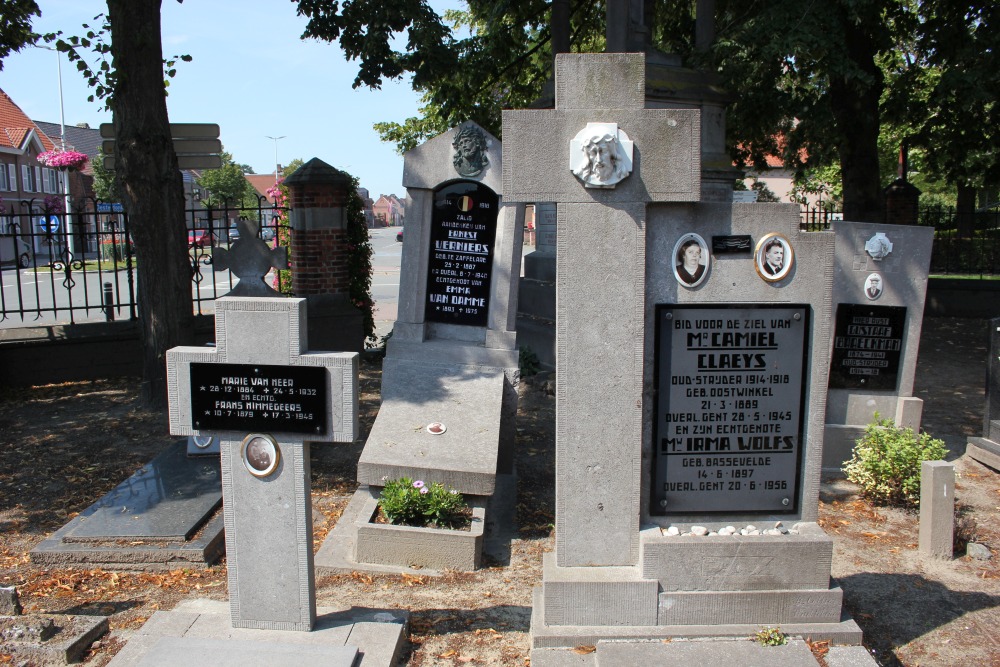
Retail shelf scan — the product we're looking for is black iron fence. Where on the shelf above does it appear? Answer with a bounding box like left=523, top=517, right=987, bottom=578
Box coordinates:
left=0, top=196, right=288, bottom=326
left=799, top=204, right=1000, bottom=277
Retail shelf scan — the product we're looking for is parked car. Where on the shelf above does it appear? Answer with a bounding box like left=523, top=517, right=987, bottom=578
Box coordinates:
left=187, top=229, right=215, bottom=248
left=396, top=228, right=403, bottom=242
left=261, top=227, right=275, bottom=242
left=0, top=235, right=31, bottom=268
left=227, top=225, right=240, bottom=243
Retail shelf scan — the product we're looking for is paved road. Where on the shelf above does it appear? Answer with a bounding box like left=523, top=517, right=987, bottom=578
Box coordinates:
left=1, top=230, right=404, bottom=339
left=368, top=227, right=402, bottom=339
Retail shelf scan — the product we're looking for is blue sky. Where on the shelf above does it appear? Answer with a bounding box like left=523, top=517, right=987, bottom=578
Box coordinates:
left=1, top=0, right=464, bottom=199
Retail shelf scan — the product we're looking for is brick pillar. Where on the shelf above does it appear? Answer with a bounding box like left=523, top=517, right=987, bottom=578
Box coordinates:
left=284, top=158, right=364, bottom=352
left=883, top=178, right=921, bottom=226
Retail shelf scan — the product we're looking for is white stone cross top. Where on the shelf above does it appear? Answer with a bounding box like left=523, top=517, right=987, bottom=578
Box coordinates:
left=166, top=297, right=358, bottom=630
left=502, top=53, right=702, bottom=567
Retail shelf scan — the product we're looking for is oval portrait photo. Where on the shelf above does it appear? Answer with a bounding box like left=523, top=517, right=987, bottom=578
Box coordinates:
left=672, top=233, right=710, bottom=288
left=241, top=433, right=280, bottom=478
left=755, top=233, right=794, bottom=282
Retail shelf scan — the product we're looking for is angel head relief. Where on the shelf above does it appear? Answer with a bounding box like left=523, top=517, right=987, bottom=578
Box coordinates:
left=570, top=122, right=634, bottom=188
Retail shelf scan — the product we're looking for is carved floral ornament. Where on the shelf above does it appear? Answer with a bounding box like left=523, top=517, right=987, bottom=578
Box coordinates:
left=569, top=122, right=634, bottom=188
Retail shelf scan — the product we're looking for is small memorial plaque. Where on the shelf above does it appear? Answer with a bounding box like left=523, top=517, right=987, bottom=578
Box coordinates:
left=829, top=304, right=906, bottom=390
left=652, top=305, right=809, bottom=515
left=189, top=363, right=327, bottom=434
left=425, top=181, right=499, bottom=326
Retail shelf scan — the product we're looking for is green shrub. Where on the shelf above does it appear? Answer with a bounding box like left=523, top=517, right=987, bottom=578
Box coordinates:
left=377, top=477, right=470, bottom=529
left=843, top=415, right=948, bottom=507
left=519, top=345, right=541, bottom=377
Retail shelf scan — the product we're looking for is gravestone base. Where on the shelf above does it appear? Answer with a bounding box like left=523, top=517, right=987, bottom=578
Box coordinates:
left=0, top=613, right=108, bottom=665
left=30, top=442, right=224, bottom=569
left=304, top=294, right=364, bottom=354
left=533, top=523, right=862, bottom=651
left=967, top=435, right=1000, bottom=472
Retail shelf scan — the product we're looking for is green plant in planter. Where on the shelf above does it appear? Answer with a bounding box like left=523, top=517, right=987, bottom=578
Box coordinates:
left=378, top=477, right=470, bottom=529
left=843, top=414, right=948, bottom=508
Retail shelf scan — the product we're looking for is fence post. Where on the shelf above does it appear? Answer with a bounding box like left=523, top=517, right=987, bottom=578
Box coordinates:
left=103, top=281, right=115, bottom=321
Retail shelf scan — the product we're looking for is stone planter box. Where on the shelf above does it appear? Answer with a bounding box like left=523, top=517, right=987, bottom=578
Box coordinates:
left=354, top=491, right=486, bottom=571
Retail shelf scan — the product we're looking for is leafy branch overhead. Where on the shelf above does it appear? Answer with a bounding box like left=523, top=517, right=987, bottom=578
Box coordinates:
left=41, top=14, right=191, bottom=108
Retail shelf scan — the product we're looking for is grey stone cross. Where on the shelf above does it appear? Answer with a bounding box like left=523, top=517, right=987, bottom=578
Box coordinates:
left=502, top=53, right=701, bottom=567
left=166, top=297, right=358, bottom=630
left=213, top=218, right=287, bottom=297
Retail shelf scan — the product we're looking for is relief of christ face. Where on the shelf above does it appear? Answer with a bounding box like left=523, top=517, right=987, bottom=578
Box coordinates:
left=579, top=134, right=625, bottom=184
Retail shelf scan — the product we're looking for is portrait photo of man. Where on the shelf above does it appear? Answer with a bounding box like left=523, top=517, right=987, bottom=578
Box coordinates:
left=865, top=273, right=883, bottom=300
left=755, top=233, right=793, bottom=282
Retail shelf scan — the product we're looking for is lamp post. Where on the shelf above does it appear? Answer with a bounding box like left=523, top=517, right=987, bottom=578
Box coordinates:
left=37, top=45, right=75, bottom=255
left=266, top=135, right=285, bottom=184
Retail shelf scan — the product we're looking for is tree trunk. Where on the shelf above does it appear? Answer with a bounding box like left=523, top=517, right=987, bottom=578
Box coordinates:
left=956, top=184, right=976, bottom=238
left=107, top=0, right=193, bottom=409
left=829, top=12, right=884, bottom=224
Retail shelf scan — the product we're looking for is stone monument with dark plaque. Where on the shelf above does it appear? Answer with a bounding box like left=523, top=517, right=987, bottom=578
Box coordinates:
left=968, top=317, right=1000, bottom=470
left=823, top=221, right=934, bottom=470
left=502, top=53, right=863, bottom=658
left=166, top=237, right=359, bottom=631
left=315, top=121, right=524, bottom=575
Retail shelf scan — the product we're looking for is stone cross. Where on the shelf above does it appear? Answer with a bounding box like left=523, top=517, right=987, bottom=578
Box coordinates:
left=166, top=296, right=358, bottom=631
left=213, top=219, right=287, bottom=297
left=502, top=53, right=701, bottom=567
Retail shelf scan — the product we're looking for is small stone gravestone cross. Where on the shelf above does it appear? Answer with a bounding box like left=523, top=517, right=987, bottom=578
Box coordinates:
left=167, top=232, right=358, bottom=631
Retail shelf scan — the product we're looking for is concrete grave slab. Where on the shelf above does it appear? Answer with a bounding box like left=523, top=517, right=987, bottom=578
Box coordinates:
left=31, top=442, right=224, bottom=569
left=357, top=357, right=506, bottom=495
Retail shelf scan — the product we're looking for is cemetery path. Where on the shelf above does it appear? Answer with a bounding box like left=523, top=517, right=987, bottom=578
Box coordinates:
left=0, top=316, right=996, bottom=666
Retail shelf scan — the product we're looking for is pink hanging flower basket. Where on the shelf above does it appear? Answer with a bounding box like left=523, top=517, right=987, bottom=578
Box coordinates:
left=37, top=150, right=90, bottom=171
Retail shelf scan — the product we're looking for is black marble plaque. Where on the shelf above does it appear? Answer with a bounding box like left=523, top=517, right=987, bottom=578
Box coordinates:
left=712, top=235, right=752, bottom=253
left=652, top=305, right=809, bottom=515
left=189, top=363, right=327, bottom=434
left=829, top=304, right=907, bottom=391
left=425, top=180, right=499, bottom=327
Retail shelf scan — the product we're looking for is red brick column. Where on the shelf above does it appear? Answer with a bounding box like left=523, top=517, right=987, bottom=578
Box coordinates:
left=284, top=158, right=363, bottom=352
left=883, top=178, right=921, bottom=226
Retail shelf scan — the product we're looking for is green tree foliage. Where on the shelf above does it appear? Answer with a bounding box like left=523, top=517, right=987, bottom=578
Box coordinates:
left=91, top=148, right=121, bottom=202
left=298, top=1, right=998, bottom=221
left=196, top=150, right=254, bottom=208
left=296, top=0, right=604, bottom=152
left=0, top=0, right=40, bottom=69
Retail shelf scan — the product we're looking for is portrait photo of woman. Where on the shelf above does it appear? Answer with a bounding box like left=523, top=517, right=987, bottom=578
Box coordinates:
left=242, top=433, right=280, bottom=478
left=755, top=233, right=794, bottom=282
left=671, top=233, right=710, bottom=287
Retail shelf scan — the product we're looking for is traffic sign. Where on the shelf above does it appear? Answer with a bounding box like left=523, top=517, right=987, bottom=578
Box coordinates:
left=37, top=215, right=60, bottom=233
